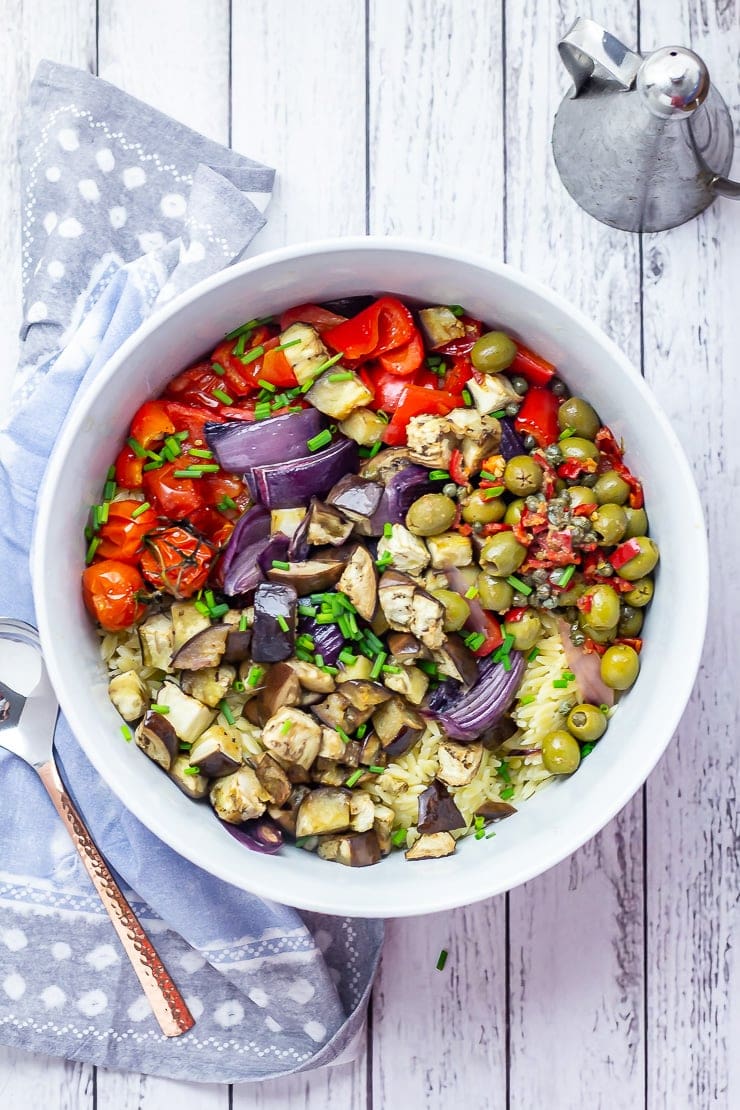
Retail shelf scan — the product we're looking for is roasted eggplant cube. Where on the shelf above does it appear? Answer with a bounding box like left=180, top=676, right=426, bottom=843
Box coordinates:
left=210, top=766, right=268, bottom=824
left=169, top=755, right=210, bottom=799
left=252, top=583, right=297, bottom=662
left=417, top=780, right=465, bottom=834
left=180, top=663, right=235, bottom=708
left=138, top=612, right=174, bottom=671
left=326, top=474, right=384, bottom=524
left=108, top=671, right=148, bottom=722
left=156, top=683, right=216, bottom=744
left=267, top=557, right=345, bottom=594
left=261, top=706, right=322, bottom=770
left=295, top=787, right=353, bottom=838
left=383, top=664, right=429, bottom=706
left=306, top=370, right=374, bottom=421
left=189, top=725, right=243, bottom=778
left=171, top=600, right=211, bottom=653
left=171, top=623, right=229, bottom=671
left=222, top=628, right=252, bottom=664
left=437, top=740, right=484, bottom=787
left=317, top=830, right=382, bottom=867
left=305, top=498, right=355, bottom=546
left=475, top=799, right=517, bottom=822
left=268, top=785, right=310, bottom=837
left=405, top=831, right=456, bottom=860
left=252, top=752, right=292, bottom=806
left=418, top=306, right=466, bottom=348
left=257, top=662, right=302, bottom=723
left=373, top=804, right=395, bottom=855
left=349, top=790, right=375, bottom=832
left=372, top=696, right=425, bottom=757
left=337, top=545, right=378, bottom=621
left=134, top=710, right=179, bottom=771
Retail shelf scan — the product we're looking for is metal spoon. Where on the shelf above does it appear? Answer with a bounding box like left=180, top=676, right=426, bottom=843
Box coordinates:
left=0, top=618, right=194, bottom=1038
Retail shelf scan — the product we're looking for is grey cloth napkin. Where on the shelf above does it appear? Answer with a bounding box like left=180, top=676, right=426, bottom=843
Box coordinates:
left=0, top=60, right=383, bottom=1083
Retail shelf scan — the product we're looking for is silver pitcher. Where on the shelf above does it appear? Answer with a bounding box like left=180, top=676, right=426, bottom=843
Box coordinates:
left=552, top=17, right=740, bottom=232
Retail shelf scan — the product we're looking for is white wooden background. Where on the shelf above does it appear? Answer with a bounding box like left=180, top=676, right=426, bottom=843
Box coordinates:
left=0, top=1, right=737, bottom=1106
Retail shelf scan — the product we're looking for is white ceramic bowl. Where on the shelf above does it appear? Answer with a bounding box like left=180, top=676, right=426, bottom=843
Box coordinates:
left=32, top=238, right=708, bottom=917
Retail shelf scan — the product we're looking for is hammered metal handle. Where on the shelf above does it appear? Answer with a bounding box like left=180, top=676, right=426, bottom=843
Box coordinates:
left=37, top=759, right=195, bottom=1038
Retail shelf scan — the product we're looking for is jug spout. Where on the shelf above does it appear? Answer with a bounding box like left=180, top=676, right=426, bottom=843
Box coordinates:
left=559, top=17, right=642, bottom=97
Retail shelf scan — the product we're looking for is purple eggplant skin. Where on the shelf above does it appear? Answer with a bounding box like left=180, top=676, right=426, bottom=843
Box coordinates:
left=267, top=557, right=346, bottom=595
left=135, top=711, right=179, bottom=771
left=171, top=623, right=229, bottom=671
left=297, top=615, right=344, bottom=666
left=222, top=816, right=284, bottom=855
left=361, top=465, right=436, bottom=536
left=417, top=780, right=466, bottom=834
left=249, top=436, right=359, bottom=510
left=383, top=724, right=425, bottom=758
left=326, top=474, right=384, bottom=523
left=499, top=417, right=527, bottom=460
left=205, top=408, right=324, bottom=472
left=223, top=628, right=252, bottom=664
left=475, top=799, right=517, bottom=822
left=258, top=533, right=291, bottom=576
left=252, top=583, right=298, bottom=662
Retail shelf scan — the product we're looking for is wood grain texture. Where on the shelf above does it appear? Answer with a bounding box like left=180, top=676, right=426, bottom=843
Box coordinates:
left=0, top=1047, right=93, bottom=1109
left=230, top=0, right=367, bottom=252
left=504, top=4, right=646, bottom=1107
left=640, top=2, right=740, bottom=1107
left=367, top=4, right=508, bottom=1106
left=232, top=1057, right=368, bottom=1110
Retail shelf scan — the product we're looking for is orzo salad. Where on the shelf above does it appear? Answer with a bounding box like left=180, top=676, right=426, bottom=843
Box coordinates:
left=82, top=296, right=658, bottom=866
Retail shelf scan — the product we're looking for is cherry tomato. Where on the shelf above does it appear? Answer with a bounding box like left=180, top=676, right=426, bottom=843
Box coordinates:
left=259, top=345, right=298, bottom=388
left=82, top=560, right=147, bottom=631
left=143, top=461, right=203, bottom=520
left=200, top=472, right=251, bottom=512
left=189, top=507, right=235, bottom=547
left=129, top=401, right=175, bottom=449
left=163, top=402, right=225, bottom=449
left=140, top=527, right=214, bottom=598
left=165, top=361, right=224, bottom=409
left=95, top=499, right=158, bottom=563
left=113, top=444, right=144, bottom=490
left=210, top=327, right=273, bottom=397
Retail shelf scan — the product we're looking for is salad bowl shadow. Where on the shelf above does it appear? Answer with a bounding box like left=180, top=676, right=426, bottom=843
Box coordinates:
left=32, top=238, right=707, bottom=917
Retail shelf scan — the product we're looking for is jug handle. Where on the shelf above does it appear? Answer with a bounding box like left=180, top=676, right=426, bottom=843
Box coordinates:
left=559, top=17, right=642, bottom=98
left=711, top=174, right=740, bottom=199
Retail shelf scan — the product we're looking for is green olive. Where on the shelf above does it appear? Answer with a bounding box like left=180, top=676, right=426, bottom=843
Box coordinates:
left=614, top=536, right=659, bottom=581
left=461, top=490, right=506, bottom=524
left=503, top=455, right=543, bottom=496
left=477, top=573, right=514, bottom=613
left=480, top=531, right=527, bottom=577
left=504, top=498, right=526, bottom=525
left=581, top=584, right=621, bottom=630
left=593, top=470, right=630, bottom=505
left=470, top=330, right=517, bottom=374
left=600, top=644, right=640, bottom=690
left=560, top=436, right=599, bottom=462
left=504, top=611, right=542, bottom=652
left=623, top=577, right=654, bottom=608
left=557, top=397, right=600, bottom=439
left=578, top=618, right=617, bottom=643
left=591, top=503, right=627, bottom=545
left=566, top=703, right=607, bottom=742
left=431, top=589, right=470, bottom=632
left=557, top=576, right=586, bottom=607
left=542, top=730, right=582, bottom=774
left=623, top=506, right=648, bottom=539
left=406, top=493, right=457, bottom=537
left=566, top=485, right=596, bottom=509
left=618, top=606, right=644, bottom=637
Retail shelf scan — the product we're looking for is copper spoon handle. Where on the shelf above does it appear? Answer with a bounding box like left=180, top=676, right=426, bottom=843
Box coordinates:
left=37, top=759, right=195, bottom=1038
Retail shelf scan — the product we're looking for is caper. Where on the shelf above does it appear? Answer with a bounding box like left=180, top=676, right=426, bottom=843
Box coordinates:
left=551, top=379, right=568, bottom=399
left=623, top=506, right=648, bottom=539
left=542, top=730, right=581, bottom=774
left=581, top=473, right=598, bottom=488
left=503, top=455, right=544, bottom=496
left=461, top=489, right=506, bottom=524
left=477, top=573, right=514, bottom=613
left=511, top=375, right=529, bottom=395
left=593, top=470, right=630, bottom=505
left=591, top=503, right=627, bottom=545
left=505, top=402, right=520, bottom=417
left=504, top=611, right=542, bottom=652
left=470, top=330, right=517, bottom=374
left=600, top=644, right=640, bottom=690
left=442, top=482, right=459, bottom=499
left=567, top=703, right=607, bottom=742
left=618, top=606, right=644, bottom=637
left=560, top=436, right=599, bottom=462
left=406, top=493, right=457, bottom=537
left=557, top=397, right=600, bottom=439
left=614, top=536, right=659, bottom=581
left=504, top=498, right=526, bottom=525
left=580, top=584, right=620, bottom=630
left=523, top=434, right=536, bottom=450
left=430, top=589, right=471, bottom=632
left=480, top=531, right=528, bottom=577
left=623, top=577, right=654, bottom=608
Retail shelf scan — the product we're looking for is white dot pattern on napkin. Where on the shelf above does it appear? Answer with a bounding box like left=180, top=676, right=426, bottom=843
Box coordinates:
left=179, top=950, right=206, bottom=974
left=127, top=996, right=153, bottom=1022
left=40, top=985, right=66, bottom=1009
left=51, top=942, right=71, bottom=960
left=47, top=260, right=65, bottom=278
left=247, top=987, right=269, bottom=1008
left=45, top=166, right=61, bottom=182
left=2, top=927, right=28, bottom=951
left=27, top=301, right=48, bottom=323
left=137, top=230, right=166, bottom=253
left=109, top=206, right=127, bottom=229
left=95, top=147, right=115, bottom=172
left=42, top=212, right=57, bottom=234
left=161, top=192, right=186, bottom=218
left=86, top=944, right=118, bottom=970
left=265, top=1015, right=282, bottom=1033
left=303, top=1020, right=327, bottom=1043
left=78, top=178, right=100, bottom=202
left=214, top=1000, right=244, bottom=1028
left=57, top=127, right=79, bottom=151
left=77, top=989, right=108, bottom=1017
left=122, top=166, right=146, bottom=189
left=58, top=217, right=84, bottom=238
left=185, top=995, right=204, bottom=1020
left=3, top=973, right=26, bottom=1000
left=286, top=977, right=316, bottom=1004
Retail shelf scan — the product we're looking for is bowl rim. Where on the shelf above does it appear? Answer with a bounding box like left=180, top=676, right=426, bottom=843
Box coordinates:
left=32, top=235, right=709, bottom=916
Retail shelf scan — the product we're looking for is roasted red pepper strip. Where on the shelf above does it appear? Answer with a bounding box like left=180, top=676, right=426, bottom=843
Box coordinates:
left=129, top=401, right=176, bottom=449
left=323, top=297, right=415, bottom=361
left=610, top=538, right=642, bottom=570
left=469, top=611, right=504, bottom=656
left=259, top=345, right=298, bottom=388
left=382, top=385, right=459, bottom=445
left=376, top=329, right=425, bottom=376
left=436, top=316, right=483, bottom=356
left=164, top=402, right=226, bottom=448
left=514, top=386, right=560, bottom=447
left=503, top=606, right=529, bottom=623
left=558, top=457, right=597, bottom=480
left=449, top=448, right=471, bottom=486
left=615, top=637, right=643, bottom=653
left=595, top=426, right=644, bottom=509
left=443, top=356, right=473, bottom=396
left=510, top=345, right=556, bottom=387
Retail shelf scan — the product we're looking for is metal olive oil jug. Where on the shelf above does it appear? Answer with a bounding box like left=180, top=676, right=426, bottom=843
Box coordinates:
left=552, top=17, right=740, bottom=232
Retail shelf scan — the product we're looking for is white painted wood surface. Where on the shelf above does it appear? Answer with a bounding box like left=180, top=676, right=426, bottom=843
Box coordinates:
left=1, top=1, right=738, bottom=1107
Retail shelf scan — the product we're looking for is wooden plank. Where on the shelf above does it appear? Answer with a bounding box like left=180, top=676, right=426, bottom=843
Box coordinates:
left=0, top=0, right=96, bottom=386
left=230, top=0, right=367, bottom=251
left=97, top=0, right=230, bottom=142
left=367, top=2, right=508, bottom=1105
left=231, top=3, right=369, bottom=1106
left=0, top=1047, right=94, bottom=1109
left=639, top=2, right=740, bottom=1106
left=95, top=1070, right=226, bottom=1110
left=504, top=3, right=646, bottom=1107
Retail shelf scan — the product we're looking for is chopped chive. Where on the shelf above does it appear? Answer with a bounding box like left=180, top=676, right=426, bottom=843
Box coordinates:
left=436, top=948, right=449, bottom=971
left=205, top=590, right=216, bottom=608
left=328, top=371, right=354, bottom=382
left=417, top=660, right=439, bottom=677
left=257, top=378, right=276, bottom=392
left=335, top=727, right=352, bottom=746
left=142, top=459, right=163, bottom=472
left=311, top=351, right=344, bottom=375
left=239, top=613, right=249, bottom=631
left=127, top=436, right=147, bottom=458
left=84, top=525, right=93, bottom=541
left=345, top=769, right=364, bottom=788
left=428, top=470, right=450, bottom=481
left=233, top=679, right=245, bottom=693
left=188, top=447, right=213, bottom=459
left=179, top=742, right=192, bottom=752
left=103, top=479, right=116, bottom=501
left=391, top=828, right=407, bottom=848
left=599, top=703, right=609, bottom=714
left=276, top=614, right=289, bottom=633
left=464, top=586, right=479, bottom=600
left=528, top=646, right=540, bottom=661
left=210, top=603, right=230, bottom=618
left=150, top=704, right=170, bottom=714
left=280, top=719, right=293, bottom=735
left=338, top=649, right=357, bottom=667
left=273, top=337, right=302, bottom=353
left=314, top=654, right=324, bottom=668
left=356, top=723, right=368, bottom=739
left=173, top=467, right=204, bottom=478
left=506, top=575, right=532, bottom=595
left=383, top=664, right=402, bottom=674
left=120, top=724, right=133, bottom=742
left=480, top=469, right=499, bottom=482
left=307, top=429, right=333, bottom=452
left=247, top=666, right=264, bottom=687
left=475, top=828, right=486, bottom=840
left=370, top=651, right=387, bottom=679
left=462, top=389, right=472, bottom=406
left=500, top=785, right=515, bottom=801
left=558, top=427, right=576, bottom=440
left=195, top=463, right=220, bottom=473
left=217, top=495, right=238, bottom=512
left=491, top=409, right=507, bottom=419
left=557, top=564, right=576, bottom=588
left=194, top=600, right=210, bottom=616
left=448, top=305, right=465, bottom=317
left=174, top=430, right=189, bottom=442
left=497, top=760, right=511, bottom=783
left=183, top=766, right=200, bottom=776
left=212, top=362, right=226, bottom=376
left=368, top=765, right=385, bottom=774
left=519, top=694, right=535, bottom=706
left=376, top=410, right=389, bottom=423
left=375, top=552, right=393, bottom=570
left=212, top=387, right=234, bottom=405
left=254, top=403, right=272, bottom=420
left=502, top=655, right=512, bottom=671
left=426, top=354, right=442, bottom=367
left=164, top=435, right=182, bottom=457
left=145, top=449, right=162, bottom=463
left=464, top=632, right=485, bottom=651
left=85, top=536, right=101, bottom=564
left=131, top=501, right=151, bottom=519
left=562, top=670, right=576, bottom=682
left=225, top=319, right=257, bottom=341
left=272, top=560, right=291, bottom=571
left=239, top=344, right=265, bottom=367
left=581, top=742, right=596, bottom=759
left=485, top=831, right=497, bottom=839
left=106, top=465, right=116, bottom=480
left=482, top=487, right=504, bottom=500
left=552, top=678, right=569, bottom=688
left=383, top=522, right=393, bottom=538
left=219, top=700, right=235, bottom=725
